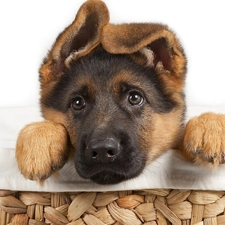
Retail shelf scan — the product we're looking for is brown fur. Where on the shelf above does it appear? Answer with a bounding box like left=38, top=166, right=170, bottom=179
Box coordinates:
left=16, top=121, right=68, bottom=180
left=16, top=0, right=225, bottom=183
left=102, top=24, right=186, bottom=83
left=39, top=0, right=109, bottom=84
left=182, top=113, right=225, bottom=166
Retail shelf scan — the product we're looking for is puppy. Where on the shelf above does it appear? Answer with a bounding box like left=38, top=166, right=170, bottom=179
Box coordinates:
left=16, top=0, right=225, bottom=185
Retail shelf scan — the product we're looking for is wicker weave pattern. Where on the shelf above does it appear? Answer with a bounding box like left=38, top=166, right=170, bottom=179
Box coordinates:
left=1, top=189, right=225, bottom=225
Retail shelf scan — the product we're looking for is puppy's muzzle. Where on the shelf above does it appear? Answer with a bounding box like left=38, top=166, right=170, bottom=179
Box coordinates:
left=75, top=124, right=146, bottom=184
left=86, top=138, right=121, bottom=164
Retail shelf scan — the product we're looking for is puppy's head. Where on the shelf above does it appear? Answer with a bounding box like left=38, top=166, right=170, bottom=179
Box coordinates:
left=39, top=0, right=187, bottom=184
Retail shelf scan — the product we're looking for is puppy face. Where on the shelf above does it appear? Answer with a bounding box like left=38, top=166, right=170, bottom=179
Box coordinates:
left=39, top=0, right=187, bottom=184
left=41, top=46, right=185, bottom=184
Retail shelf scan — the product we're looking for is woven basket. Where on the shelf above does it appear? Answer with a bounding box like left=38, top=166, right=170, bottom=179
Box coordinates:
left=1, top=189, right=225, bottom=225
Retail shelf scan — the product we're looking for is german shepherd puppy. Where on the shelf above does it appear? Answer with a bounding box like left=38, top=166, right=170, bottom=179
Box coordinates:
left=16, top=0, right=225, bottom=185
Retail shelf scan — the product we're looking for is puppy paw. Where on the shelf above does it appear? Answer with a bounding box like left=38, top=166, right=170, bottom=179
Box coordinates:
left=16, top=120, right=68, bottom=181
left=182, top=112, right=225, bottom=166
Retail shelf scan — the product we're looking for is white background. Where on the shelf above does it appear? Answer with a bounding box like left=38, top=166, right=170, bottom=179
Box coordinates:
left=0, top=0, right=224, bottom=107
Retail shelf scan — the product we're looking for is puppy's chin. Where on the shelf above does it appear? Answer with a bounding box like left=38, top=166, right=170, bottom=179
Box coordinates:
left=89, top=171, right=128, bottom=185
left=75, top=154, right=146, bottom=185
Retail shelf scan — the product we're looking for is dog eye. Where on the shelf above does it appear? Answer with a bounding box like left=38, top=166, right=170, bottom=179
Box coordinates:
left=128, top=91, right=144, bottom=105
left=71, top=96, right=86, bottom=110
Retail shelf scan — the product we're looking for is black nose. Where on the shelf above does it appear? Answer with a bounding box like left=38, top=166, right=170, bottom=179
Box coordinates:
left=86, top=138, right=120, bottom=164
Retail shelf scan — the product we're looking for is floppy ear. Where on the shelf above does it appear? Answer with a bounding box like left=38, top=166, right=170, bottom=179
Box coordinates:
left=101, top=23, right=186, bottom=83
left=40, top=0, right=109, bottom=83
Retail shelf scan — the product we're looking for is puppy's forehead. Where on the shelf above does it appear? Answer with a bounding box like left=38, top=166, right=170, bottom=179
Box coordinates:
left=111, top=70, right=145, bottom=88
left=75, top=75, right=95, bottom=89
left=74, top=70, right=145, bottom=93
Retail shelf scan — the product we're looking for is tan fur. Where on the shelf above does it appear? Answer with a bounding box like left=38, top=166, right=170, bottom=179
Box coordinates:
left=15, top=0, right=225, bottom=182
left=102, top=23, right=171, bottom=54
left=41, top=108, right=67, bottom=124
left=182, top=113, right=225, bottom=166
left=101, top=23, right=187, bottom=79
left=137, top=108, right=184, bottom=164
left=16, top=121, right=68, bottom=180
left=148, top=109, right=185, bottom=163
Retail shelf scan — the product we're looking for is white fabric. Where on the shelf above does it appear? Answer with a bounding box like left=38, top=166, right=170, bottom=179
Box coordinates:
left=0, top=105, right=225, bottom=192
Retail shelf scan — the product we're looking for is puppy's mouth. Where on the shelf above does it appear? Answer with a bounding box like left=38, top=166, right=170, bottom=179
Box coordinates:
left=90, top=171, right=127, bottom=185
left=77, top=164, right=144, bottom=185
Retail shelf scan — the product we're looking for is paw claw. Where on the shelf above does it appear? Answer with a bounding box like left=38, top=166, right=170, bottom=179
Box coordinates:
left=220, top=152, right=225, bottom=164
left=191, top=149, right=201, bottom=156
left=52, top=163, right=57, bottom=170
left=28, top=173, right=34, bottom=181
left=203, top=156, right=214, bottom=163
left=39, top=174, right=49, bottom=180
